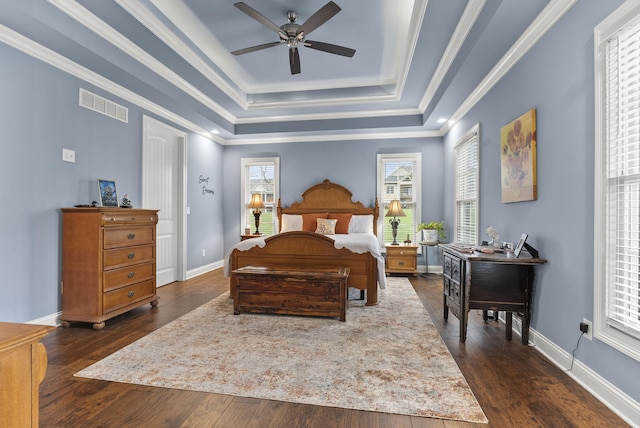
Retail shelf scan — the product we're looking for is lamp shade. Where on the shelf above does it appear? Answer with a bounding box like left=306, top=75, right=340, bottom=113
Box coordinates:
left=385, top=200, right=405, bottom=217
left=248, top=193, right=265, bottom=209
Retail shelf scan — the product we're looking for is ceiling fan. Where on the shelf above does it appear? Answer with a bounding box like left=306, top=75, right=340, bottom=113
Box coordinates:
left=231, top=1, right=356, bottom=75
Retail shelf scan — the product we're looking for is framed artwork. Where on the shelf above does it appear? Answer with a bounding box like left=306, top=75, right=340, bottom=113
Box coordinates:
left=514, top=233, right=528, bottom=258
left=98, top=179, right=118, bottom=207
left=500, top=108, right=537, bottom=203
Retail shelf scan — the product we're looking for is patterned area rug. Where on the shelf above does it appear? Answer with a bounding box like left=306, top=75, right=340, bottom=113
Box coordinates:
left=75, top=277, right=487, bottom=423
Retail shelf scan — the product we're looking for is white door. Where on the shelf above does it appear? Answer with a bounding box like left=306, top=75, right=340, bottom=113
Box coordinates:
left=142, top=116, right=186, bottom=286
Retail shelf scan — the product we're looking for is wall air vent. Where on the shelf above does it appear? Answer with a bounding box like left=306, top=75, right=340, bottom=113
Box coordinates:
left=79, top=88, right=128, bottom=123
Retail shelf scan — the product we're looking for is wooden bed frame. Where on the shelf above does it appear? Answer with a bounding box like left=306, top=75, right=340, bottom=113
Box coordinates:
left=228, top=179, right=381, bottom=305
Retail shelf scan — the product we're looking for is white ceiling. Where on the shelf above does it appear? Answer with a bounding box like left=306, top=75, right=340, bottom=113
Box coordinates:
left=1, top=0, right=576, bottom=143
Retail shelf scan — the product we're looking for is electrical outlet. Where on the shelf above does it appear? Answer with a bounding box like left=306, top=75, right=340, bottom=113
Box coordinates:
left=202, top=249, right=206, bottom=257
left=62, top=148, right=75, bottom=163
left=581, top=318, right=593, bottom=340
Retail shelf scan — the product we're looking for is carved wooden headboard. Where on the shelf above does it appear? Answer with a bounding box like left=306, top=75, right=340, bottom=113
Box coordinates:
left=277, top=179, right=379, bottom=234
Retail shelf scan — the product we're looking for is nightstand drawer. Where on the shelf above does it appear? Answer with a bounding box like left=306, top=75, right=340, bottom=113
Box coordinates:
left=385, top=245, right=418, bottom=275
left=387, top=256, right=417, bottom=270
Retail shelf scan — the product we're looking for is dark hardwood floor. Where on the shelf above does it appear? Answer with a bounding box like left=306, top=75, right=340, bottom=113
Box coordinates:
left=39, top=270, right=628, bottom=427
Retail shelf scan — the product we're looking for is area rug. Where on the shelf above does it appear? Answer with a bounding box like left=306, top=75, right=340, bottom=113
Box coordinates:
left=75, top=277, right=487, bottom=423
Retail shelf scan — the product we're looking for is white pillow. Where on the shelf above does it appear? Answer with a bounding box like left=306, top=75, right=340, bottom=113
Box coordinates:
left=280, top=214, right=302, bottom=232
left=348, top=214, right=374, bottom=234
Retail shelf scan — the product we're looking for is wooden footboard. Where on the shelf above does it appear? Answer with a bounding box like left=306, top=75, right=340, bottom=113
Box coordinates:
left=229, top=231, right=378, bottom=305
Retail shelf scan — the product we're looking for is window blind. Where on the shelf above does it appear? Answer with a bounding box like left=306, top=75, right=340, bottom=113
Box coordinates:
left=377, top=154, right=421, bottom=245
left=241, top=158, right=279, bottom=236
left=455, top=132, right=479, bottom=245
left=604, top=19, right=640, bottom=338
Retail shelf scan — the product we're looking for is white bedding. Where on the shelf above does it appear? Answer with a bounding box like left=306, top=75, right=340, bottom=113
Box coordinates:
left=223, top=233, right=386, bottom=289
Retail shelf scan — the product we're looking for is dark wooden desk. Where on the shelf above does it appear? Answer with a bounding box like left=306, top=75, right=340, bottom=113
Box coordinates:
left=439, top=244, right=547, bottom=345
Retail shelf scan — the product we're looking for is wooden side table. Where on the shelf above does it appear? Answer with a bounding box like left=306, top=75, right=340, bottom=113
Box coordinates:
left=0, top=322, right=54, bottom=427
left=240, top=234, right=262, bottom=241
left=385, top=245, right=418, bottom=276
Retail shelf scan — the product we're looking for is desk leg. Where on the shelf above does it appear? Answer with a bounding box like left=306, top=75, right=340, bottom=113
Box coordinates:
left=505, top=312, right=513, bottom=341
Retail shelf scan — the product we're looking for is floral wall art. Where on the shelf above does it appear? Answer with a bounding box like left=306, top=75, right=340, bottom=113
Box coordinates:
left=500, top=108, right=537, bottom=203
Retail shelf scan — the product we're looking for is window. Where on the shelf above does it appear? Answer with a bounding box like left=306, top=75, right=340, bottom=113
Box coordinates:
left=241, top=157, right=279, bottom=236
left=377, top=153, right=421, bottom=246
left=454, top=125, right=479, bottom=245
left=594, top=2, right=640, bottom=362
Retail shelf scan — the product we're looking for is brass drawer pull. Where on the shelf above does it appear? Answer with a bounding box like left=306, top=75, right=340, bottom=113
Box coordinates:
left=399, top=261, right=405, bottom=265
left=127, top=272, right=135, bottom=279
left=127, top=233, right=136, bottom=240
left=127, top=253, right=135, bottom=259
left=127, top=291, right=135, bottom=298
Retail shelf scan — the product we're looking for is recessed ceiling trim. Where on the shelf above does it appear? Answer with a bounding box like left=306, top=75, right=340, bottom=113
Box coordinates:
left=235, top=108, right=421, bottom=125
left=117, top=0, right=249, bottom=110
left=391, top=0, right=429, bottom=105
left=439, top=0, right=578, bottom=135
left=245, top=93, right=401, bottom=111
left=48, top=0, right=237, bottom=124
left=419, top=0, right=486, bottom=112
left=225, top=129, right=442, bottom=146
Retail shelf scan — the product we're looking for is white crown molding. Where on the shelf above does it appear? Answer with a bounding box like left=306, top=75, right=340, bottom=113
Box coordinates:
left=0, top=24, right=223, bottom=144
left=225, top=128, right=441, bottom=146
left=118, top=0, right=249, bottom=110
left=440, top=0, right=577, bottom=135
left=419, top=0, right=485, bottom=112
left=48, top=0, right=237, bottom=124
left=393, top=0, right=429, bottom=104
left=235, top=108, right=421, bottom=125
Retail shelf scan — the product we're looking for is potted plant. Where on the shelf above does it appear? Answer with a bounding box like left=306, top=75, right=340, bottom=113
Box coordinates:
left=417, top=221, right=446, bottom=243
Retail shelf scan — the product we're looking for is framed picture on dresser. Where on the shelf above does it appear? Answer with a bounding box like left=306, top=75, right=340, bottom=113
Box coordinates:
left=98, top=179, right=118, bottom=207
left=514, top=233, right=528, bottom=258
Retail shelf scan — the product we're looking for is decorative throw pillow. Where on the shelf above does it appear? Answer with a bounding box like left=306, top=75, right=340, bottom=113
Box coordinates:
left=315, top=218, right=338, bottom=235
left=280, top=214, right=303, bottom=232
left=348, top=214, right=374, bottom=234
left=328, top=213, right=353, bottom=234
left=302, top=213, right=328, bottom=232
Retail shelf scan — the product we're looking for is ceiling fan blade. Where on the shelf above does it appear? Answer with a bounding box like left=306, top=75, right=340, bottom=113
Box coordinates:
left=297, top=1, right=341, bottom=37
left=231, top=41, right=282, bottom=56
left=289, top=47, right=301, bottom=75
left=234, top=2, right=286, bottom=38
left=304, top=40, right=355, bottom=57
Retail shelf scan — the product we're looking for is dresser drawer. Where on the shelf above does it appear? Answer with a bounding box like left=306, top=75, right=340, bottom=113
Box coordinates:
left=103, top=279, right=155, bottom=314
left=103, top=262, right=155, bottom=292
left=103, top=244, right=154, bottom=269
left=101, top=212, right=158, bottom=224
left=104, top=226, right=155, bottom=248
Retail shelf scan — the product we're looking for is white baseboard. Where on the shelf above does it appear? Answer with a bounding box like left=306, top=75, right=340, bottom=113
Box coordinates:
left=27, top=312, right=61, bottom=327
left=493, top=312, right=640, bottom=427
left=186, top=260, right=223, bottom=280
left=418, top=263, right=443, bottom=275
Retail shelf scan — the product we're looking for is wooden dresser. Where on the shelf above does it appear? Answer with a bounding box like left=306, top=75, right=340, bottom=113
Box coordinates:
left=60, top=208, right=159, bottom=330
left=0, top=322, right=53, bottom=427
left=385, top=245, right=418, bottom=276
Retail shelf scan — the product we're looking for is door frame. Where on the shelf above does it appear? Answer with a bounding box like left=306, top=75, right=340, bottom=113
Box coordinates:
left=142, top=115, right=187, bottom=282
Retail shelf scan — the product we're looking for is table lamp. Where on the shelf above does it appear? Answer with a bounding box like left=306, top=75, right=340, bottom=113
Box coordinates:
left=248, top=193, right=265, bottom=235
left=385, top=200, right=406, bottom=245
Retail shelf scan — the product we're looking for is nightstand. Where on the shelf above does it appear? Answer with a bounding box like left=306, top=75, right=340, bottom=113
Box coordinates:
left=385, top=245, right=418, bottom=276
left=240, top=234, right=262, bottom=241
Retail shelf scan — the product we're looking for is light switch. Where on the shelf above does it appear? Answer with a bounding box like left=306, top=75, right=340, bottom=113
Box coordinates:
left=62, top=148, right=75, bottom=163
left=186, top=207, right=191, bottom=215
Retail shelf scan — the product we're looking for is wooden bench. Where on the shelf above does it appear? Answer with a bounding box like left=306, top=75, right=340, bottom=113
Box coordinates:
left=231, top=266, right=349, bottom=321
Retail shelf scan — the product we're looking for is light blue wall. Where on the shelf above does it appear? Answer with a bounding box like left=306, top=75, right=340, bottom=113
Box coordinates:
left=444, top=0, right=639, bottom=402
left=221, top=138, right=444, bottom=262
left=0, top=41, right=224, bottom=322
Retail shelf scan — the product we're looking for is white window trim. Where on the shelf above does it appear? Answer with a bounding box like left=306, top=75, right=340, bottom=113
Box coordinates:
left=240, top=157, right=280, bottom=235
left=453, top=124, right=480, bottom=245
left=376, top=153, right=422, bottom=248
left=594, top=1, right=640, bottom=362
